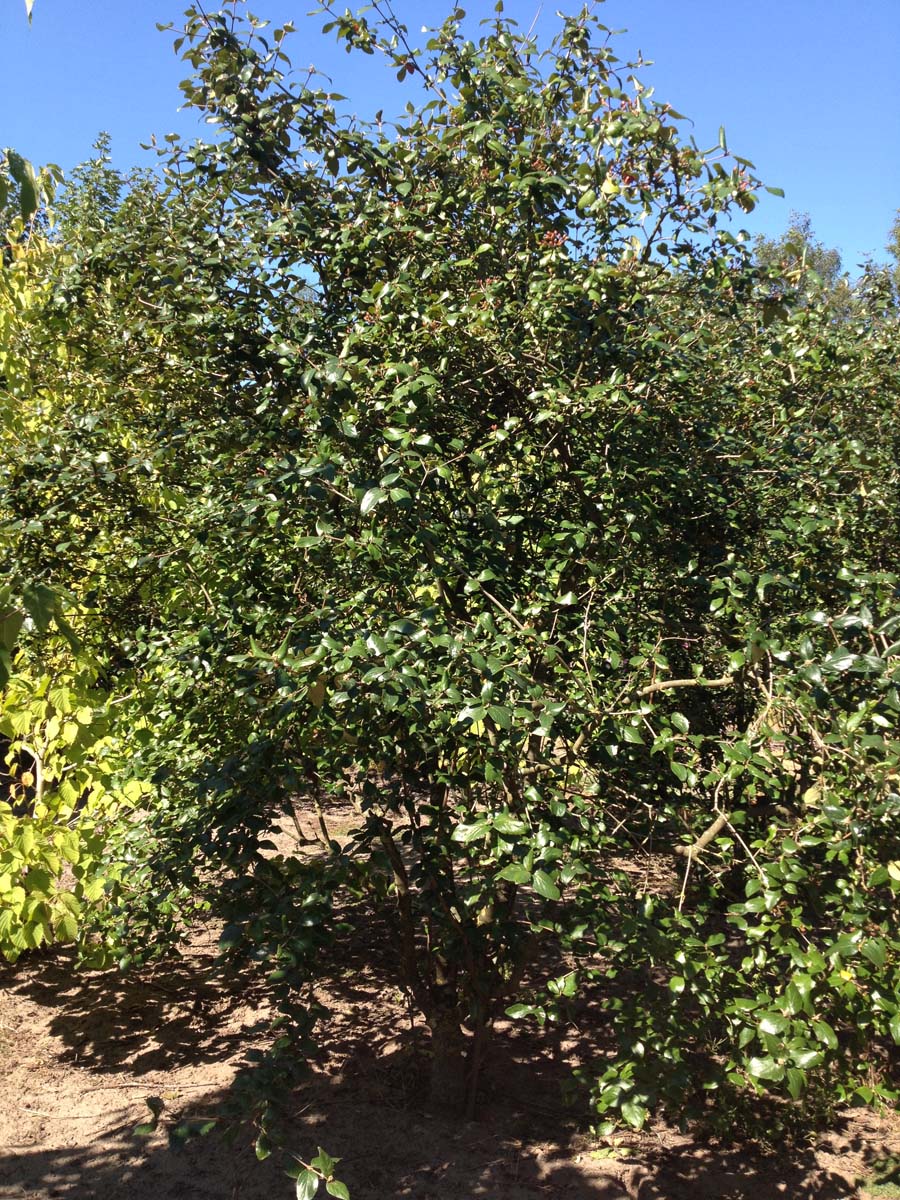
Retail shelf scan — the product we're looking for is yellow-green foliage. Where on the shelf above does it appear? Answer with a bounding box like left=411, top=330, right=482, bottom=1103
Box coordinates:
left=1, top=222, right=153, bottom=962
left=0, top=643, right=152, bottom=962
left=0, top=228, right=58, bottom=431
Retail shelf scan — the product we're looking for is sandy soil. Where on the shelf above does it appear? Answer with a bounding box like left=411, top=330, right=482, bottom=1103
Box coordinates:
left=1, top=841, right=898, bottom=1200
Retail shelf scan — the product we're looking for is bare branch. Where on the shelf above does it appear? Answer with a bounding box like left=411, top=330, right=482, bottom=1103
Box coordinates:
left=638, top=674, right=734, bottom=698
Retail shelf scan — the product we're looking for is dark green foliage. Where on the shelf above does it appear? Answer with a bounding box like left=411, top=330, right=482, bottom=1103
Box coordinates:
left=3, top=1, right=899, bottom=1160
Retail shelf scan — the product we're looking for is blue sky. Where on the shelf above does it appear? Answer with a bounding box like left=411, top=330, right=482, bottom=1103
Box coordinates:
left=3, top=0, right=899, bottom=272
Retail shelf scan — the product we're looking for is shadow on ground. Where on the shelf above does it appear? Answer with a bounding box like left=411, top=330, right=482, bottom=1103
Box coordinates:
left=0, top=1063, right=872, bottom=1200
left=0, top=927, right=272, bottom=1077
left=0, top=902, right=891, bottom=1199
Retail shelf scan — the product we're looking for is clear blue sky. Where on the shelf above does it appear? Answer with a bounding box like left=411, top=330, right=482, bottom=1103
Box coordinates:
left=3, top=0, right=899, bottom=272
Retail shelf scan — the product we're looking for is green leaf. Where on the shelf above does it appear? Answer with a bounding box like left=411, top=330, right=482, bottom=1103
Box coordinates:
left=311, top=1148, right=337, bottom=1177
left=861, top=939, right=886, bottom=970
left=812, top=1021, right=838, bottom=1050
left=0, top=611, right=24, bottom=652
left=18, top=173, right=38, bottom=219
left=296, top=1170, right=320, bottom=1200
left=495, top=863, right=531, bottom=884
left=620, top=1098, right=648, bottom=1129
left=359, top=487, right=386, bottom=515
left=455, top=705, right=486, bottom=725
left=747, top=1056, right=784, bottom=1082
left=54, top=910, right=79, bottom=942
left=326, top=1183, right=350, bottom=1200
left=785, top=1067, right=806, bottom=1100
left=8, top=153, right=40, bottom=217
left=758, top=1013, right=789, bottom=1035
left=487, top=705, right=512, bottom=730
left=22, top=584, right=58, bottom=633
left=532, top=870, right=560, bottom=901
left=821, top=648, right=857, bottom=672
left=80, top=877, right=106, bottom=903
left=451, top=822, right=489, bottom=844
left=792, top=1049, right=823, bottom=1070
left=782, top=982, right=807, bottom=1016
left=492, top=813, right=527, bottom=837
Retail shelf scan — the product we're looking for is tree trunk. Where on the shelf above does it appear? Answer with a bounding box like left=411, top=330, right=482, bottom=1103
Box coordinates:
left=427, top=1008, right=467, bottom=1116
left=464, top=1021, right=489, bottom=1121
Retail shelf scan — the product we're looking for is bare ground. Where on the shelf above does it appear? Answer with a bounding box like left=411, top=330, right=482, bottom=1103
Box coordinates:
left=1, top=824, right=898, bottom=1200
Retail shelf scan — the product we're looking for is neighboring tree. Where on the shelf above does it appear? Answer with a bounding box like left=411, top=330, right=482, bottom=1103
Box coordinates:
left=754, top=210, right=842, bottom=286
left=0, top=190, right=156, bottom=962
left=753, top=210, right=853, bottom=317
left=886, top=207, right=900, bottom=292
left=3, top=2, right=899, bottom=1170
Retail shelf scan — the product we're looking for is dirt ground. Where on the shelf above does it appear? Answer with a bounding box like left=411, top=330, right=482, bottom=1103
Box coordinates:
left=1, top=837, right=899, bottom=1200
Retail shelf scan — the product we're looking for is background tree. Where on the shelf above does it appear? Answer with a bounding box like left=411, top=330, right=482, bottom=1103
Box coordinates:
left=753, top=209, right=853, bottom=318
left=885, top=207, right=900, bottom=293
